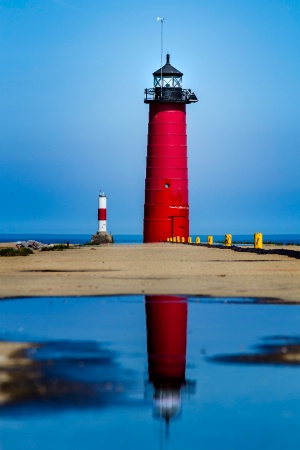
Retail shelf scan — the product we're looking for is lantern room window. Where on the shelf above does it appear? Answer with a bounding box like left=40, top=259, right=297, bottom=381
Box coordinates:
left=173, top=77, right=182, bottom=87
left=153, top=76, right=182, bottom=88
left=163, top=77, right=172, bottom=87
left=154, top=77, right=161, bottom=87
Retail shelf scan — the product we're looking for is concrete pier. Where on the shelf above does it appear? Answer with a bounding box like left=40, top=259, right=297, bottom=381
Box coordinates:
left=0, top=242, right=299, bottom=302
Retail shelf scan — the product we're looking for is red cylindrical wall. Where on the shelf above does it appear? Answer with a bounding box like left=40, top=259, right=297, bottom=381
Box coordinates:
left=145, top=295, right=187, bottom=383
left=143, top=103, right=189, bottom=242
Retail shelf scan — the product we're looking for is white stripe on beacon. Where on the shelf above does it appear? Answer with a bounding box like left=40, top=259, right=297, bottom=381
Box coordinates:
left=98, top=192, right=107, bottom=233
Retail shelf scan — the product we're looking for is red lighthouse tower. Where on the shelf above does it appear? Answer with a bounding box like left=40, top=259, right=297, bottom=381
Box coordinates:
left=143, top=54, right=198, bottom=243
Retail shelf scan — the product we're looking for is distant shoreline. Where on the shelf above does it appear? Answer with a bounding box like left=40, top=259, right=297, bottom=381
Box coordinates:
left=0, top=233, right=300, bottom=246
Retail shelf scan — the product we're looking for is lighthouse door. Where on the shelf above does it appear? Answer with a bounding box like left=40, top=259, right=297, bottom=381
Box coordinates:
left=169, top=215, right=187, bottom=239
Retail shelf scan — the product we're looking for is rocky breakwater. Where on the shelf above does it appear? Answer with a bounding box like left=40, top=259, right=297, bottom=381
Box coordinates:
left=90, top=232, right=114, bottom=244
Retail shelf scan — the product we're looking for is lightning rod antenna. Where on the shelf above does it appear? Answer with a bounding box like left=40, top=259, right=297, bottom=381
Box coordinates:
left=157, top=17, right=165, bottom=97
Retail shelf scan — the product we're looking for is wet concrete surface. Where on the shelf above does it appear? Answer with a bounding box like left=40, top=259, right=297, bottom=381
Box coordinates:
left=0, top=295, right=300, bottom=449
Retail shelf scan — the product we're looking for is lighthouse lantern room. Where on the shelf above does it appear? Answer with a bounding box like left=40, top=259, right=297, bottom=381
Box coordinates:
left=143, top=54, right=198, bottom=243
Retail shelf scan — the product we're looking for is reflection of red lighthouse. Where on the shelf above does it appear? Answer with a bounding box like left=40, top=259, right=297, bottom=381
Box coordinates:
left=143, top=54, right=198, bottom=243
left=145, top=295, right=188, bottom=423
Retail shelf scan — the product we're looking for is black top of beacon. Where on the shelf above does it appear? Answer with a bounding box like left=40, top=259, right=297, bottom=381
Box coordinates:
left=144, top=54, right=198, bottom=104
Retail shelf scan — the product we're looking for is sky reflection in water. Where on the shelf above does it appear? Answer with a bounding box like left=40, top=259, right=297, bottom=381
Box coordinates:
left=0, top=295, right=300, bottom=449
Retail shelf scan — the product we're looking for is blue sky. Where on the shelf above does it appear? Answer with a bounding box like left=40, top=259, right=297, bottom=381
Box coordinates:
left=1, top=0, right=299, bottom=235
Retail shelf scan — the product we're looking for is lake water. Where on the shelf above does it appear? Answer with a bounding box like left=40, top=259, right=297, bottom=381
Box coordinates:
left=1, top=233, right=300, bottom=245
left=0, top=295, right=300, bottom=449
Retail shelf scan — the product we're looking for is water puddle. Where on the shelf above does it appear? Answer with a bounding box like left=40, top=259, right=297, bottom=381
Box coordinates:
left=0, top=295, right=299, bottom=449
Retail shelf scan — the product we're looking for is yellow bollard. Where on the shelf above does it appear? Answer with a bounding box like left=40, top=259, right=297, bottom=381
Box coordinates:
left=188, top=236, right=192, bottom=243
left=208, top=236, right=213, bottom=246
left=173, top=236, right=177, bottom=243
left=181, top=236, right=185, bottom=243
left=177, top=236, right=180, bottom=243
left=195, top=236, right=200, bottom=244
left=254, top=232, right=263, bottom=249
left=225, top=234, right=232, bottom=246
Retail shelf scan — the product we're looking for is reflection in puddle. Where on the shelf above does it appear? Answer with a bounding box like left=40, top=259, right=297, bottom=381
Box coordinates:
left=188, top=296, right=296, bottom=305
left=145, top=296, right=195, bottom=425
left=0, top=340, right=137, bottom=411
left=0, top=295, right=300, bottom=449
left=210, top=336, right=300, bottom=365
left=0, top=341, right=39, bottom=405
left=0, top=296, right=196, bottom=424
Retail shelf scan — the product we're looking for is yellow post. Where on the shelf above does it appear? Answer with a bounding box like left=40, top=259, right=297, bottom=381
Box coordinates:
left=173, top=236, right=177, bottom=242
left=177, top=236, right=180, bottom=243
left=225, top=234, right=232, bottom=246
left=188, top=236, right=192, bottom=243
left=195, top=236, right=200, bottom=244
left=208, top=235, right=213, bottom=246
left=254, top=232, right=263, bottom=249
left=181, top=236, right=185, bottom=243
left=167, top=237, right=169, bottom=242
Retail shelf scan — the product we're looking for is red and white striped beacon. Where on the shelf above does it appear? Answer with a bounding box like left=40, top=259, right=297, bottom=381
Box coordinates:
left=98, top=192, right=107, bottom=233
left=91, top=191, right=113, bottom=244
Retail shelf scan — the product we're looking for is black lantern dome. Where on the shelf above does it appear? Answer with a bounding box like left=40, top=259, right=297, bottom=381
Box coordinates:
left=144, top=54, right=197, bottom=104
left=153, top=54, right=183, bottom=88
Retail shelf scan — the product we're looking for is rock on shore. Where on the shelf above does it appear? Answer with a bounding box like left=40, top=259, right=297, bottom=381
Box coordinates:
left=90, top=232, right=113, bottom=244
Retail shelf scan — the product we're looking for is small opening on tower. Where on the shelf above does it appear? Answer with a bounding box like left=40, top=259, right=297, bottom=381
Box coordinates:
left=165, top=183, right=170, bottom=189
